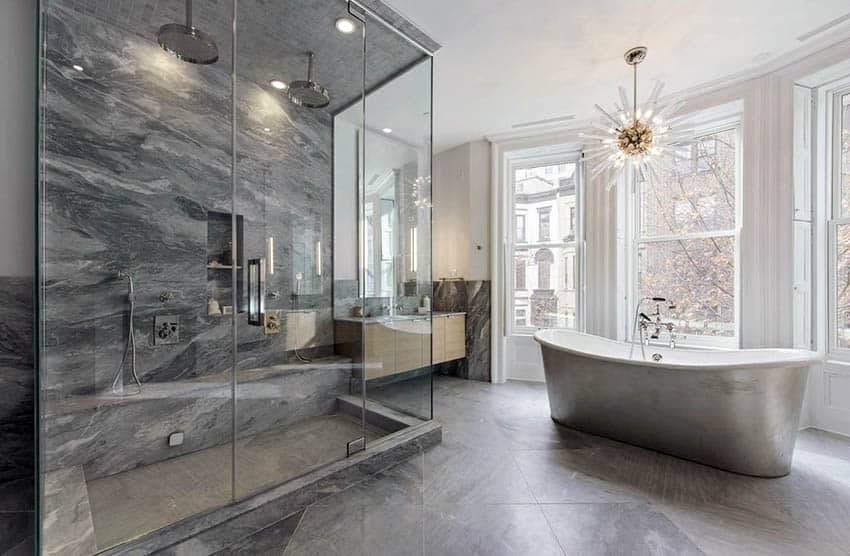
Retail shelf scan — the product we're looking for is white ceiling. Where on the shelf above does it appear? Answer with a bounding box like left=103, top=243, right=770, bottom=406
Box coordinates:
left=383, top=0, right=850, bottom=152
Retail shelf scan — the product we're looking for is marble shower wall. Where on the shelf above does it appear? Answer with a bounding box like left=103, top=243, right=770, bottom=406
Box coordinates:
left=0, top=277, right=35, bottom=554
left=432, top=280, right=491, bottom=382
left=40, top=0, right=342, bottom=477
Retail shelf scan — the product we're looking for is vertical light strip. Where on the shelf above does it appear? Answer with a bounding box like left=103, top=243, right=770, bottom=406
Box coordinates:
left=230, top=0, right=238, bottom=503
left=410, top=226, right=418, bottom=272
left=266, top=236, right=274, bottom=274
left=315, top=240, right=322, bottom=276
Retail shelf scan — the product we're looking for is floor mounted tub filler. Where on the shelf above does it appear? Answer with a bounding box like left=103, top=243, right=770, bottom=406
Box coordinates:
left=534, top=330, right=821, bottom=477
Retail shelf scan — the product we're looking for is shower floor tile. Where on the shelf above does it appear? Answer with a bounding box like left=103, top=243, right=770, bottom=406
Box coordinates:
left=85, top=413, right=385, bottom=551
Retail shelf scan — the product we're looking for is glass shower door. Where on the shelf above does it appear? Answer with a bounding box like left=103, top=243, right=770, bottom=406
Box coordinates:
left=39, top=0, right=236, bottom=551
left=232, top=0, right=367, bottom=499
left=361, top=14, right=434, bottom=423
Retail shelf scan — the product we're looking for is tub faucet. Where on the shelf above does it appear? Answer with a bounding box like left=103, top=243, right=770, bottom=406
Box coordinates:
left=645, top=301, right=677, bottom=348
left=630, top=297, right=676, bottom=359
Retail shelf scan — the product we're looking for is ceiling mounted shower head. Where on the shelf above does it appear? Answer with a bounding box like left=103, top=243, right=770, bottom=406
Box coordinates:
left=157, top=0, right=219, bottom=65
left=287, top=52, right=330, bottom=109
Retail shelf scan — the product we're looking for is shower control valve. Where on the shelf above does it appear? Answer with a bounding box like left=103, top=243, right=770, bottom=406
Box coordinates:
left=154, top=315, right=181, bottom=345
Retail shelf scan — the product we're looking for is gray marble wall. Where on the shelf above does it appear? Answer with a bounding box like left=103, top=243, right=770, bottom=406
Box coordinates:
left=0, top=277, right=35, bottom=554
left=40, top=0, right=342, bottom=478
left=433, top=280, right=491, bottom=382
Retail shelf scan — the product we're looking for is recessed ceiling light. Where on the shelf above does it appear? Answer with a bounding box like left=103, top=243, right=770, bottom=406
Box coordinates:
left=269, top=79, right=287, bottom=90
left=382, top=127, right=393, bottom=134
left=335, top=18, right=356, bottom=34
left=263, top=127, right=271, bottom=133
left=72, top=64, right=84, bottom=72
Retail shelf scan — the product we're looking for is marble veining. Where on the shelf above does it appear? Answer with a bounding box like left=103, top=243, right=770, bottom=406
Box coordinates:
left=41, top=0, right=342, bottom=482
left=42, top=466, right=97, bottom=556
left=0, top=277, right=35, bottom=554
left=433, top=280, right=491, bottom=382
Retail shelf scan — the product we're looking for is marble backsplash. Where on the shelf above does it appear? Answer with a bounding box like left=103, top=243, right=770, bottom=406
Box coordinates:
left=432, top=280, right=491, bottom=382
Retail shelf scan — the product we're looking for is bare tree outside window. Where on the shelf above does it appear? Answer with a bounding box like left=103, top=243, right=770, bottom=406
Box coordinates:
left=834, top=94, right=850, bottom=348
left=636, top=127, right=738, bottom=339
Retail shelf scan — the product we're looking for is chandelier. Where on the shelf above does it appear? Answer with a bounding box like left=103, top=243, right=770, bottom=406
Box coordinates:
left=583, top=46, right=691, bottom=188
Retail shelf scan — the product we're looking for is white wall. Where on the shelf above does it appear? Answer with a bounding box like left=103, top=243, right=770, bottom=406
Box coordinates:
left=433, top=139, right=491, bottom=281
left=0, top=0, right=36, bottom=277
left=333, top=118, right=359, bottom=281
left=487, top=38, right=850, bottom=425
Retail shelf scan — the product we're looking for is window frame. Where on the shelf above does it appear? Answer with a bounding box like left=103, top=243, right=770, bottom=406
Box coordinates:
left=507, top=149, right=584, bottom=336
left=827, top=85, right=850, bottom=359
left=629, top=116, right=743, bottom=349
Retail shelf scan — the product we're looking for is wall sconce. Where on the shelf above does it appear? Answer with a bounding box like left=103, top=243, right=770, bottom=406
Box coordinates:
left=266, top=237, right=274, bottom=275
left=409, top=227, right=418, bottom=273
left=315, top=240, right=322, bottom=276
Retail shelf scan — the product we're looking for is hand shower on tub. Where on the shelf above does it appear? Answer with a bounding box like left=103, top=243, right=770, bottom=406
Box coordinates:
left=111, top=271, right=142, bottom=395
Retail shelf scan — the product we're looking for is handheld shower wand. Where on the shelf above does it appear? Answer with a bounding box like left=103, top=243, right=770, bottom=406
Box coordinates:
left=112, top=271, right=142, bottom=395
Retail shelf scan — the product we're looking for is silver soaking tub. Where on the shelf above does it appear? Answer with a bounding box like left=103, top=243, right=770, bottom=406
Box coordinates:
left=534, top=329, right=821, bottom=477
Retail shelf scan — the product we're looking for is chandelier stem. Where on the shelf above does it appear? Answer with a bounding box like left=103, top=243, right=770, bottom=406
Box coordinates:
left=633, top=62, right=638, bottom=124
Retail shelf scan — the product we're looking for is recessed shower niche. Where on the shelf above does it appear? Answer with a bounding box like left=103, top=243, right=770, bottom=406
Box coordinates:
left=206, top=210, right=244, bottom=316
left=37, top=0, right=437, bottom=553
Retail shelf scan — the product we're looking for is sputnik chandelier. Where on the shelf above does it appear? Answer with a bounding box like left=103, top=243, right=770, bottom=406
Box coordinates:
left=583, top=46, right=692, bottom=188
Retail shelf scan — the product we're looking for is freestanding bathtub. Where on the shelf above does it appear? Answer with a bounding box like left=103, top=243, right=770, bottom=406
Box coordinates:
left=534, top=329, right=821, bottom=477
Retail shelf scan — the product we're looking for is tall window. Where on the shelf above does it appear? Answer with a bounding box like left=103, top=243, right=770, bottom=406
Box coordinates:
left=635, top=125, right=739, bottom=344
left=516, top=214, right=526, bottom=242
left=515, top=256, right=526, bottom=290
left=511, top=160, right=581, bottom=331
left=538, top=208, right=551, bottom=241
left=535, top=248, right=553, bottom=289
left=832, top=92, right=850, bottom=349
left=564, top=252, right=575, bottom=290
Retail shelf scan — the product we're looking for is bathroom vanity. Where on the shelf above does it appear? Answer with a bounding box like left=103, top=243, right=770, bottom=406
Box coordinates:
left=335, top=312, right=466, bottom=379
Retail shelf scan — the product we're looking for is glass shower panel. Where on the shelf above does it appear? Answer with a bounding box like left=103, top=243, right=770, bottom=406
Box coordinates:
left=39, top=0, right=235, bottom=551
left=361, top=16, right=434, bottom=422
left=233, top=0, right=367, bottom=499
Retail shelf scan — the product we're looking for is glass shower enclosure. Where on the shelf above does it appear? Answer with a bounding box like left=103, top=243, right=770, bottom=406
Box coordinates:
left=37, top=0, right=433, bottom=552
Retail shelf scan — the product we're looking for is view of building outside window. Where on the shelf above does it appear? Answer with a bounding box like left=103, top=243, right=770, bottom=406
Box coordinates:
left=512, top=162, right=578, bottom=329
left=835, top=93, right=850, bottom=348
left=637, top=127, right=738, bottom=339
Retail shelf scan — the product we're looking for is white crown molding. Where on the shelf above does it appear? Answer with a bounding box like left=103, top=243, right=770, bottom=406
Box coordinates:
left=482, top=25, right=850, bottom=148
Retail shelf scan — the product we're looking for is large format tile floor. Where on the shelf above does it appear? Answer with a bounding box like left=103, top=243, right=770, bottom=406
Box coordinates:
left=220, top=376, right=850, bottom=556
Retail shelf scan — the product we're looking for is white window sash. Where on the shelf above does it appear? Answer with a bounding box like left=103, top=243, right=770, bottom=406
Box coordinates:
left=629, top=121, right=742, bottom=348
left=507, top=152, right=584, bottom=336
left=826, top=86, right=850, bottom=361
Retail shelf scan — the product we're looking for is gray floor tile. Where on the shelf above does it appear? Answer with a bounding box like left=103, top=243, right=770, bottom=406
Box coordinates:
left=511, top=447, right=654, bottom=504
left=423, top=443, right=536, bottom=505
left=425, top=504, right=563, bottom=556
left=283, top=502, right=425, bottom=556
left=212, top=510, right=303, bottom=556
left=542, top=503, right=704, bottom=556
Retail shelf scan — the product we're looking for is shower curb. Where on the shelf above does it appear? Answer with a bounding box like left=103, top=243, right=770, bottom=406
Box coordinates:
left=98, top=420, right=441, bottom=555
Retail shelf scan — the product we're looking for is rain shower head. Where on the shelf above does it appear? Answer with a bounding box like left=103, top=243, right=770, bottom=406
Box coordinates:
left=157, top=0, right=219, bottom=65
left=287, top=52, right=330, bottom=109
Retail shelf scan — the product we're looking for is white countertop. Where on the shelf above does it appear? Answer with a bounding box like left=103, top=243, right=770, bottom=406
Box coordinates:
left=335, top=311, right=466, bottom=324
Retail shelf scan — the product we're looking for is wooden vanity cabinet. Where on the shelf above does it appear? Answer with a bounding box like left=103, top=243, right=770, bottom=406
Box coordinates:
left=337, top=313, right=466, bottom=379
left=432, top=313, right=465, bottom=364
